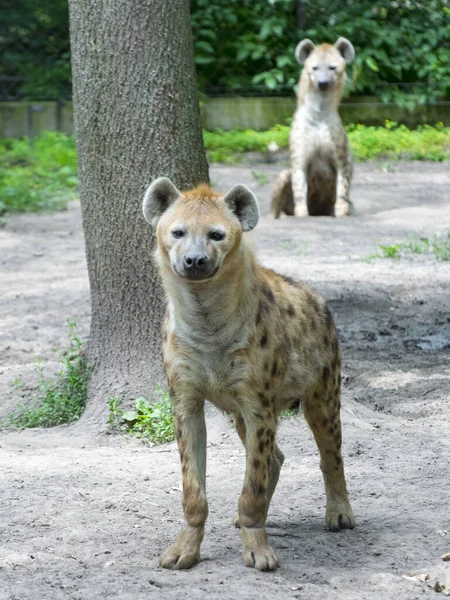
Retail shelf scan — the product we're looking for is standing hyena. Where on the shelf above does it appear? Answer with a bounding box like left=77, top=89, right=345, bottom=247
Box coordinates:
left=271, top=38, right=355, bottom=218
left=143, top=178, right=355, bottom=571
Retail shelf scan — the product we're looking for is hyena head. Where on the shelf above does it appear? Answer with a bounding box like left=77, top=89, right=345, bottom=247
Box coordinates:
left=142, top=178, right=259, bottom=282
left=295, top=37, right=355, bottom=94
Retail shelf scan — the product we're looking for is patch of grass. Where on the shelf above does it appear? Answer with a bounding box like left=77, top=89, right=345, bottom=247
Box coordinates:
left=363, top=232, right=450, bottom=262
left=108, top=386, right=175, bottom=445
left=0, top=132, right=78, bottom=216
left=203, top=122, right=450, bottom=163
left=1, top=320, right=90, bottom=429
left=379, top=244, right=402, bottom=259
left=203, top=125, right=290, bottom=163
left=251, top=170, right=270, bottom=185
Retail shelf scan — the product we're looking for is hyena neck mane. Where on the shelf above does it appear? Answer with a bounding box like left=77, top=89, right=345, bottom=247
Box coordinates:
left=163, top=240, right=259, bottom=350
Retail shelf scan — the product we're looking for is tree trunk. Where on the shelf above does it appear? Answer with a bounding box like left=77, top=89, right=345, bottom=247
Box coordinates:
left=68, top=0, right=209, bottom=431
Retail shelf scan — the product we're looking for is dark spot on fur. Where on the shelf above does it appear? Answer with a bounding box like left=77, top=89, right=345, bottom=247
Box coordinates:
left=253, top=459, right=260, bottom=470
left=324, top=304, right=333, bottom=329
left=257, top=484, right=266, bottom=496
left=259, top=440, right=265, bottom=454
left=182, top=464, right=187, bottom=474
left=322, top=365, right=330, bottom=383
left=256, top=304, right=262, bottom=325
left=271, top=362, right=278, bottom=377
left=262, top=285, right=276, bottom=304
left=176, top=428, right=182, bottom=441
left=264, top=381, right=270, bottom=391
left=261, top=397, right=270, bottom=408
left=324, top=333, right=329, bottom=347
left=322, top=418, right=329, bottom=426
left=266, top=455, right=271, bottom=468
left=328, top=426, right=335, bottom=435
left=264, top=360, right=269, bottom=371
left=287, top=304, right=295, bottom=317
left=310, top=318, right=317, bottom=331
left=255, top=412, right=264, bottom=420
left=260, top=330, right=268, bottom=348
left=335, top=455, right=342, bottom=466
left=257, top=427, right=265, bottom=439
left=257, top=391, right=264, bottom=400
left=231, top=360, right=235, bottom=368
left=280, top=273, right=297, bottom=286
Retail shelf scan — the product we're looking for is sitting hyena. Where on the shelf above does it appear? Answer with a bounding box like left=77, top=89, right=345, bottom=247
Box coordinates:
left=271, top=37, right=355, bottom=218
left=142, top=178, right=355, bottom=571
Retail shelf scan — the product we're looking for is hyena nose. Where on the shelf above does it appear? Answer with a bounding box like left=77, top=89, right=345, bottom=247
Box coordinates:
left=318, top=80, right=330, bottom=91
left=183, top=253, right=208, bottom=270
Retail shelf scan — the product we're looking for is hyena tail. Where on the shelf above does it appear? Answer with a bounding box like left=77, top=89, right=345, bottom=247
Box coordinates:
left=306, top=159, right=337, bottom=217
left=271, top=169, right=294, bottom=218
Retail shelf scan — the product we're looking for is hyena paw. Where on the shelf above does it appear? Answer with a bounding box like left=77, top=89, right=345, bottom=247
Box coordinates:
left=325, top=501, right=355, bottom=531
left=294, top=203, right=309, bottom=217
left=241, top=527, right=279, bottom=571
left=334, top=200, right=351, bottom=217
left=159, top=527, right=203, bottom=570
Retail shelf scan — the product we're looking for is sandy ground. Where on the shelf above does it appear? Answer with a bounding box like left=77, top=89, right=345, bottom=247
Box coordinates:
left=1, top=161, right=450, bottom=599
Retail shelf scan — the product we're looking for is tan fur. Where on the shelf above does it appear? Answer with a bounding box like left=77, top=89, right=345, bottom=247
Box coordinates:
left=271, top=38, right=354, bottom=218
left=145, top=180, right=355, bottom=571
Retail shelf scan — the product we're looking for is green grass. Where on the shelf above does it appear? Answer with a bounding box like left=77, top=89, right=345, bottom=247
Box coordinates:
left=204, top=122, right=450, bottom=163
left=364, top=232, right=450, bottom=262
left=108, top=386, right=175, bottom=445
left=0, top=131, right=78, bottom=216
left=0, top=320, right=90, bottom=429
left=1, top=123, right=449, bottom=215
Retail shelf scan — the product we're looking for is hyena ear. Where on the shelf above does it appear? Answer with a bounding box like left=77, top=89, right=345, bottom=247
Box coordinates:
left=295, top=39, right=316, bottom=64
left=334, top=37, right=355, bottom=63
left=223, top=184, right=259, bottom=232
left=142, top=177, right=180, bottom=230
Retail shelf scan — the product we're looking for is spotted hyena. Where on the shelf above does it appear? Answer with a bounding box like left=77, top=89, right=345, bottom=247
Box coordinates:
left=142, top=178, right=355, bottom=571
left=272, top=38, right=355, bottom=218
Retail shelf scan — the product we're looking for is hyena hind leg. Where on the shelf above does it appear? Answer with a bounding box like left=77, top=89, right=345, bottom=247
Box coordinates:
left=303, top=384, right=355, bottom=532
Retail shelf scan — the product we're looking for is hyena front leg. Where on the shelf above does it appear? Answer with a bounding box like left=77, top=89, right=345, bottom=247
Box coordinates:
left=335, top=145, right=353, bottom=217
left=160, top=399, right=208, bottom=570
left=238, top=410, right=279, bottom=571
left=233, top=414, right=285, bottom=528
left=292, top=167, right=309, bottom=217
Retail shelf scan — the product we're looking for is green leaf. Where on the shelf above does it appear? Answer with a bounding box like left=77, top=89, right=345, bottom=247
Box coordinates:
left=365, top=57, right=379, bottom=72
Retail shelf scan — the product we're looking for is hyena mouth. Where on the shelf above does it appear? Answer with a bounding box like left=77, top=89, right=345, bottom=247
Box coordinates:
left=172, top=264, right=220, bottom=282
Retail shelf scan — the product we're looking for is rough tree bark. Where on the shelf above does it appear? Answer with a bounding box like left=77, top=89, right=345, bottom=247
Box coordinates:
left=68, top=0, right=209, bottom=430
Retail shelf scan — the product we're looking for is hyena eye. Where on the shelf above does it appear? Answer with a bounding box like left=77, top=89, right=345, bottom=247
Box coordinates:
left=172, top=230, right=185, bottom=239
left=312, top=66, right=318, bottom=71
left=209, top=231, right=225, bottom=242
left=329, top=66, right=337, bottom=71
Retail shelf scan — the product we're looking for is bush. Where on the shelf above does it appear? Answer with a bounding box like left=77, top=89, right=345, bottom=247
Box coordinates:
left=0, top=131, right=78, bottom=215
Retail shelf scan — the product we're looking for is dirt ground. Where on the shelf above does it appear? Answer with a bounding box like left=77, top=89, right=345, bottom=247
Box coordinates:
left=1, top=161, right=450, bottom=600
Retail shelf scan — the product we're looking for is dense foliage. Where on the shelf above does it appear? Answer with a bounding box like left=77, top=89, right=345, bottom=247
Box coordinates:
left=1, top=0, right=449, bottom=107
left=192, top=0, right=450, bottom=107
